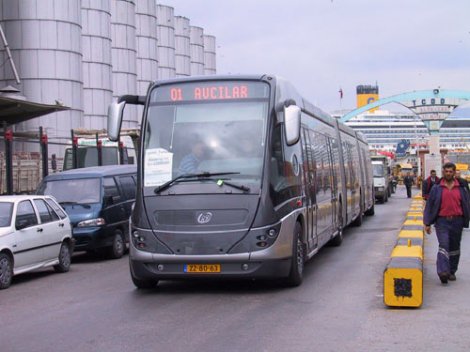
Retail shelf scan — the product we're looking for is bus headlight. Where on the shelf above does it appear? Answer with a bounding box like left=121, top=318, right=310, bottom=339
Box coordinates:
left=130, top=227, right=171, bottom=254
left=77, top=218, right=106, bottom=227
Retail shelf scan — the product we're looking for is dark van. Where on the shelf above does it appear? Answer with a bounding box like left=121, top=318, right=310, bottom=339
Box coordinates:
left=37, top=165, right=137, bottom=259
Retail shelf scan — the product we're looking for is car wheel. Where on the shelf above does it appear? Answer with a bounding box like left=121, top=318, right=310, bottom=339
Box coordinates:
left=284, top=222, right=304, bottom=287
left=108, top=230, right=125, bottom=259
left=54, top=242, right=71, bottom=273
left=0, top=253, right=13, bottom=289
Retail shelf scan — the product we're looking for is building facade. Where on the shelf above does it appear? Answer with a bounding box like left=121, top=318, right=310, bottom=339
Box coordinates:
left=0, top=0, right=217, bottom=155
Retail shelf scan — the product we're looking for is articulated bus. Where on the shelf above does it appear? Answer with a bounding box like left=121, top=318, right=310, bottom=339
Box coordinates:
left=107, top=75, right=374, bottom=288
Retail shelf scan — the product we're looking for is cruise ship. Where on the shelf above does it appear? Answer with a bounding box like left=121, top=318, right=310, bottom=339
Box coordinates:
left=332, top=85, right=470, bottom=152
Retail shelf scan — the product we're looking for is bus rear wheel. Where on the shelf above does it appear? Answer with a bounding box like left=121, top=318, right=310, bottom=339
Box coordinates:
left=284, top=222, right=304, bottom=287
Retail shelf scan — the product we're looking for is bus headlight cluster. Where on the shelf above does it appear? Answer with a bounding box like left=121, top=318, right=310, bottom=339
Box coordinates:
left=255, top=225, right=280, bottom=248
left=132, top=230, right=147, bottom=249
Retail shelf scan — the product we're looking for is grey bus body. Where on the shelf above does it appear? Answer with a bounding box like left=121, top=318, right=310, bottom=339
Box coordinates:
left=107, top=75, right=374, bottom=288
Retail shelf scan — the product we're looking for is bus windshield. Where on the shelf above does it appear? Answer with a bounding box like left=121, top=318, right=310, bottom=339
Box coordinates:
left=373, top=164, right=384, bottom=177
left=143, top=81, right=270, bottom=192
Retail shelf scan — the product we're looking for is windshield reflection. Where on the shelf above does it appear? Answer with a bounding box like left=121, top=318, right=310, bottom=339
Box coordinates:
left=38, top=178, right=101, bottom=204
left=373, top=165, right=384, bottom=177
left=143, top=100, right=268, bottom=191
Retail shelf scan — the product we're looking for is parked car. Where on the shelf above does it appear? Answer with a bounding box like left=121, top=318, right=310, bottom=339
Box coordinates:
left=0, top=195, right=73, bottom=289
left=36, top=165, right=137, bottom=259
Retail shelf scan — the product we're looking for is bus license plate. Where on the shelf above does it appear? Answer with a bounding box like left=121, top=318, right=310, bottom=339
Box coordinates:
left=184, top=264, right=221, bottom=273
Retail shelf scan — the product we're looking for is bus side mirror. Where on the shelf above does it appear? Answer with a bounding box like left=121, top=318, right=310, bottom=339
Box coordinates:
left=107, top=101, right=126, bottom=142
left=284, top=104, right=301, bottom=146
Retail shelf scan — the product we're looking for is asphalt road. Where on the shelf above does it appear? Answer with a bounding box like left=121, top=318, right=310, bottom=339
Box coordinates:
left=2, top=185, right=470, bottom=352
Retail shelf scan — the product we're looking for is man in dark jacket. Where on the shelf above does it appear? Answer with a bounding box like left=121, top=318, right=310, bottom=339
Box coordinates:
left=424, top=162, right=470, bottom=284
left=403, top=172, right=414, bottom=198
left=422, top=169, right=440, bottom=200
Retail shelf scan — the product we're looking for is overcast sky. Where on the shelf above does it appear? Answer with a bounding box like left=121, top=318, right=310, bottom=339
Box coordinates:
left=161, top=0, right=470, bottom=114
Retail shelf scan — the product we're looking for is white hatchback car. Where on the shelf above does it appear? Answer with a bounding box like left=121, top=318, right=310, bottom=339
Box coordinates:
left=0, top=195, right=73, bottom=289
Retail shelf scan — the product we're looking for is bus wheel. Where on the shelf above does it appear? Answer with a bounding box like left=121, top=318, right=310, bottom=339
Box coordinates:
left=284, top=222, right=304, bottom=287
left=329, top=207, right=343, bottom=247
left=352, top=209, right=363, bottom=227
left=365, top=203, right=375, bottom=216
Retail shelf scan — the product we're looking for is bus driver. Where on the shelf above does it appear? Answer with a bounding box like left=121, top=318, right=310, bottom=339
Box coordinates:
left=178, top=140, right=207, bottom=174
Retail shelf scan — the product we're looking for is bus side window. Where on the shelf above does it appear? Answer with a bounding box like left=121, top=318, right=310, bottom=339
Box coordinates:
left=270, top=125, right=287, bottom=206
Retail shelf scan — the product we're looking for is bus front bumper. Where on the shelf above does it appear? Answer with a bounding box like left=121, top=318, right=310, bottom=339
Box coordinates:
left=130, top=257, right=291, bottom=280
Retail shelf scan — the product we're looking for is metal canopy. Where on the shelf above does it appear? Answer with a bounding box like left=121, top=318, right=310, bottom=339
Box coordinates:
left=0, top=95, right=69, bottom=126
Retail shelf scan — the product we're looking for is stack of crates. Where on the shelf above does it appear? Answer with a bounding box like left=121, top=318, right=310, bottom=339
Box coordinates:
left=0, top=152, right=41, bottom=194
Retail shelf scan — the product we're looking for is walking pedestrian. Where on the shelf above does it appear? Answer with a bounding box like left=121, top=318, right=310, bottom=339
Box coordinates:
left=422, top=169, right=440, bottom=200
left=403, top=172, right=414, bottom=198
left=424, top=162, right=470, bottom=284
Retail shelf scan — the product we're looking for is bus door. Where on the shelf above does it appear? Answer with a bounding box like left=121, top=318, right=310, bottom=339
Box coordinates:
left=328, top=137, right=339, bottom=229
left=301, top=128, right=318, bottom=250
left=311, top=131, right=333, bottom=245
left=344, top=141, right=356, bottom=219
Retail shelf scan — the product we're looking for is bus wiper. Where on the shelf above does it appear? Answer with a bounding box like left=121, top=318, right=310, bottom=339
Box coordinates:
left=154, top=172, right=240, bottom=194
left=216, top=179, right=250, bottom=192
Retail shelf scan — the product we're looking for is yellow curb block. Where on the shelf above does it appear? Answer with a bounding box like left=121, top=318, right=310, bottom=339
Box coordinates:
left=403, top=219, right=423, bottom=227
left=391, top=245, right=423, bottom=260
left=398, top=230, right=424, bottom=240
left=384, top=201, right=426, bottom=308
left=406, top=215, right=423, bottom=221
left=407, top=211, right=423, bottom=216
left=384, top=257, right=423, bottom=307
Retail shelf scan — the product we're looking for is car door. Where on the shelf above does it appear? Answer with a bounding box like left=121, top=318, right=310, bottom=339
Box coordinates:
left=45, top=197, right=70, bottom=239
left=117, top=175, right=136, bottom=220
left=13, top=200, right=43, bottom=270
left=33, top=198, right=63, bottom=261
left=102, top=176, right=124, bottom=229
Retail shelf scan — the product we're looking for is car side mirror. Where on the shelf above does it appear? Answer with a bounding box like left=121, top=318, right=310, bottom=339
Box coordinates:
left=284, top=104, right=301, bottom=146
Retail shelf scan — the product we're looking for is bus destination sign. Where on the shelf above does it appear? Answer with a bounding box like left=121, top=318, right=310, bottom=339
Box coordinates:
left=152, top=81, right=269, bottom=103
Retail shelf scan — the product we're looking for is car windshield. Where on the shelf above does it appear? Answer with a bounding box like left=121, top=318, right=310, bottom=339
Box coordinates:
left=373, top=164, right=384, bottom=177
left=0, top=202, right=13, bottom=227
left=37, top=178, right=101, bottom=204
left=143, top=81, right=269, bottom=193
